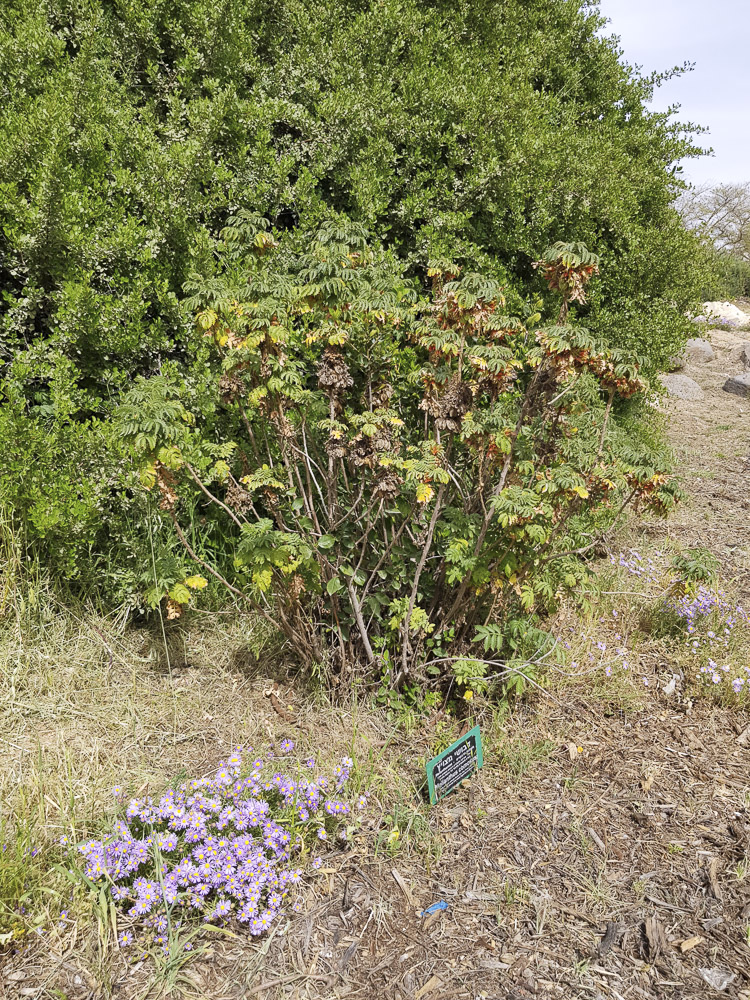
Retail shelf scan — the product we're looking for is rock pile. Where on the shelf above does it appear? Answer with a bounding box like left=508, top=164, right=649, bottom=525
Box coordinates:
left=665, top=302, right=750, bottom=400
left=695, top=301, right=749, bottom=326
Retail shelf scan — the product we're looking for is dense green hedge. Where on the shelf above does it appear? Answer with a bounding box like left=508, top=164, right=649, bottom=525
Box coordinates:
left=0, top=0, right=710, bottom=603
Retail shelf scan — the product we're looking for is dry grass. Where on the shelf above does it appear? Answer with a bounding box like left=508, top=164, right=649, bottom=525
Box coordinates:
left=0, top=591, right=451, bottom=996
left=2, top=578, right=749, bottom=999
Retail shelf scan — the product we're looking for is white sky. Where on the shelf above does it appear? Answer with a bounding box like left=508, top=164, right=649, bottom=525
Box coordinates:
left=597, top=0, right=750, bottom=186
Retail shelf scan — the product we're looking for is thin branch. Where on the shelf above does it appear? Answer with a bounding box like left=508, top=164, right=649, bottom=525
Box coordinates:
left=361, top=509, right=415, bottom=602
left=596, top=387, right=615, bottom=463
left=169, top=509, right=245, bottom=598
left=168, top=508, right=293, bottom=644
left=444, top=461, right=469, bottom=502
left=398, top=482, right=446, bottom=681
left=330, top=482, right=365, bottom=530
left=288, top=432, right=328, bottom=524
left=185, top=463, right=244, bottom=530
left=352, top=499, right=383, bottom=577
left=237, top=404, right=262, bottom=462
left=442, top=384, right=532, bottom=624
left=535, top=487, right=638, bottom=567
left=548, top=373, right=582, bottom=407
left=346, top=579, right=375, bottom=664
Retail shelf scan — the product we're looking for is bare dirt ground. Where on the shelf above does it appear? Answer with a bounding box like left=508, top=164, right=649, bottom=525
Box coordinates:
left=2, top=321, right=750, bottom=1000
left=656, top=325, right=750, bottom=606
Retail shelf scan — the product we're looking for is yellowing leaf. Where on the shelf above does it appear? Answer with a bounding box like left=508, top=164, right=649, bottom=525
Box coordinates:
left=573, top=486, right=589, bottom=498
left=213, top=460, right=230, bottom=483
left=139, top=461, right=156, bottom=490
left=157, top=445, right=184, bottom=470
left=183, top=575, right=208, bottom=590
left=197, top=309, right=218, bottom=330
left=416, top=482, right=434, bottom=504
left=252, top=568, right=273, bottom=593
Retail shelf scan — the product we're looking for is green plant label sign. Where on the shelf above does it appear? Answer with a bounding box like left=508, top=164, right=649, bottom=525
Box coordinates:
left=426, top=726, right=483, bottom=804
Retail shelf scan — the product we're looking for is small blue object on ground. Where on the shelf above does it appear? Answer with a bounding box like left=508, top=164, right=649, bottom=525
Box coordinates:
left=421, top=900, right=448, bottom=916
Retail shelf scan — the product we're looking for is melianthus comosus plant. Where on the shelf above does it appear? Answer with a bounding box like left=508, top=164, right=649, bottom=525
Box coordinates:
left=116, top=220, right=680, bottom=685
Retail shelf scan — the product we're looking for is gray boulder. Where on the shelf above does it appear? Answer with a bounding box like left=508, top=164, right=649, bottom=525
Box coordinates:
left=722, top=372, right=750, bottom=398
left=684, top=337, right=716, bottom=362
left=660, top=374, right=705, bottom=401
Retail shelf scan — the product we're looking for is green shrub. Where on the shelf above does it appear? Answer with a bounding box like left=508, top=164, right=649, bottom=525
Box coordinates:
left=0, top=0, right=707, bottom=601
left=115, top=225, right=679, bottom=683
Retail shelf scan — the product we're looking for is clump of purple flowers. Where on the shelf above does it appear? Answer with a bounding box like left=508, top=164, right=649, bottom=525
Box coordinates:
left=606, top=550, right=749, bottom=698
left=667, top=586, right=750, bottom=696
left=561, top=622, right=633, bottom=676
left=71, top=743, right=366, bottom=952
left=667, top=585, right=740, bottom=637
left=609, top=549, right=659, bottom=585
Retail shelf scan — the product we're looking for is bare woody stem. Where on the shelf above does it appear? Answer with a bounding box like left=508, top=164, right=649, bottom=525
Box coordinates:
left=535, top=487, right=638, bottom=568
left=327, top=395, right=337, bottom=519
left=398, top=482, right=446, bottom=683
left=169, top=508, right=244, bottom=598
left=360, top=507, right=416, bottom=603
left=185, top=462, right=244, bottom=530
left=443, top=370, right=540, bottom=624
left=596, top=387, right=615, bottom=463
left=346, top=579, right=375, bottom=664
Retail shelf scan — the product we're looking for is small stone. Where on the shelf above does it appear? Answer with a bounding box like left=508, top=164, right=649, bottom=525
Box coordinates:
left=722, top=373, right=750, bottom=398
left=730, top=341, right=750, bottom=370
left=659, top=374, right=705, bottom=401
left=684, top=338, right=715, bottom=362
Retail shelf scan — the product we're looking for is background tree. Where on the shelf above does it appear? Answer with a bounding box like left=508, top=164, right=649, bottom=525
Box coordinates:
left=678, top=183, right=750, bottom=263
